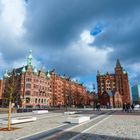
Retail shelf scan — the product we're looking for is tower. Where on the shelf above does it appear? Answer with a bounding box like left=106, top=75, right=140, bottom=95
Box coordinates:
left=27, top=50, right=33, bottom=67
left=115, top=59, right=123, bottom=93
left=115, top=59, right=131, bottom=103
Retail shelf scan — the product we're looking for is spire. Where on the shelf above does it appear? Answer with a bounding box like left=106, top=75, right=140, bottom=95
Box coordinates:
left=46, top=70, right=51, bottom=79
left=4, top=70, right=9, bottom=78
left=97, top=70, right=100, bottom=76
left=27, top=50, right=33, bottom=67
left=116, top=59, right=121, bottom=67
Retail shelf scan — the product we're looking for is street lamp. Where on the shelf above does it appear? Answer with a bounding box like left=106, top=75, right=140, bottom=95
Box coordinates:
left=93, top=84, right=96, bottom=110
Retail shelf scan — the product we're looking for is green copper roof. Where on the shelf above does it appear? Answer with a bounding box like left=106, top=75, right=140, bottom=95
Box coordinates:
left=22, top=66, right=26, bottom=73
left=123, top=69, right=127, bottom=74
left=46, top=70, right=51, bottom=78
left=4, top=70, right=10, bottom=78
left=27, top=50, right=33, bottom=67
left=61, top=75, right=65, bottom=79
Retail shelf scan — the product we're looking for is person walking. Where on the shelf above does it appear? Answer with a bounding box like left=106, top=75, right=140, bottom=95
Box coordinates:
left=122, top=103, right=125, bottom=112
left=131, top=103, right=135, bottom=113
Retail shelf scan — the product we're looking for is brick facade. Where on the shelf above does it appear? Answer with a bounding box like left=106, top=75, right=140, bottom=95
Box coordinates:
left=0, top=80, right=3, bottom=105
left=97, top=59, right=131, bottom=107
left=2, top=51, right=89, bottom=108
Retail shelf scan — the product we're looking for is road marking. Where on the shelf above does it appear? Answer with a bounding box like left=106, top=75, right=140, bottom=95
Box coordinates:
left=16, top=111, right=113, bottom=140
left=69, top=115, right=112, bottom=140
left=16, top=124, right=67, bottom=140
left=46, top=112, right=112, bottom=139
left=63, top=112, right=109, bottom=132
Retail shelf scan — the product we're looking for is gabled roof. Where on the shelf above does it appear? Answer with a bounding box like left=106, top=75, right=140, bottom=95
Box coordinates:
left=15, top=66, right=28, bottom=74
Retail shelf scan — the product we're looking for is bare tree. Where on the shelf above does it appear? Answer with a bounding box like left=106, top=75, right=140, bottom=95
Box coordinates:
left=3, top=71, right=18, bottom=130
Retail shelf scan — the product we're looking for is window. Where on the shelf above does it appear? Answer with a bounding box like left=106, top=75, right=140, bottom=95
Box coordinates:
left=26, top=78, right=31, bottom=82
left=35, top=98, right=37, bottom=103
left=26, top=97, right=30, bottom=103
left=44, top=99, right=46, bottom=104
left=34, top=84, right=38, bottom=89
left=38, top=99, right=40, bottom=103
left=25, top=90, right=30, bottom=95
left=26, top=83, right=31, bottom=88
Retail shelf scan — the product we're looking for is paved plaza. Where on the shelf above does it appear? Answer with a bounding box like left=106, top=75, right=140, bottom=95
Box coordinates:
left=71, top=112, right=140, bottom=140
left=0, top=109, right=140, bottom=140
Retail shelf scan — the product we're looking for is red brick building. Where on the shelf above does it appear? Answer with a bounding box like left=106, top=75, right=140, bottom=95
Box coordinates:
left=97, top=59, right=131, bottom=107
left=49, top=70, right=89, bottom=107
left=2, top=51, right=89, bottom=108
left=0, top=79, right=3, bottom=105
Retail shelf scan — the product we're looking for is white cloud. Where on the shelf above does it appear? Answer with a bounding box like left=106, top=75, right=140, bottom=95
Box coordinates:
left=0, top=0, right=28, bottom=75
left=71, top=77, right=81, bottom=82
left=69, top=30, right=113, bottom=71
left=47, top=30, right=114, bottom=76
left=0, top=52, right=7, bottom=68
left=0, top=0, right=26, bottom=36
left=84, top=81, right=94, bottom=91
left=80, top=30, right=95, bottom=44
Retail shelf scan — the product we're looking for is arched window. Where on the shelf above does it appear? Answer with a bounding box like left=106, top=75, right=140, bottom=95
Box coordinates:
left=25, top=90, right=30, bottom=95
left=26, top=78, right=31, bottom=82
left=26, top=97, right=30, bottom=103
left=38, top=99, right=40, bottom=103
left=44, top=99, right=46, bottom=104
left=26, top=83, right=31, bottom=88
left=35, top=98, right=37, bottom=103
left=41, top=99, right=43, bottom=103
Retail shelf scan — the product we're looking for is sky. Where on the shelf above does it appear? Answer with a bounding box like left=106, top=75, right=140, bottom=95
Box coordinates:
left=0, top=0, right=140, bottom=91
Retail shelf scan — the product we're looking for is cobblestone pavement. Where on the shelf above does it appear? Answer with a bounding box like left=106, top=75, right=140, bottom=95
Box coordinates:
left=72, top=111, right=140, bottom=140
left=0, top=110, right=140, bottom=140
left=0, top=110, right=101, bottom=140
left=0, top=112, right=65, bottom=140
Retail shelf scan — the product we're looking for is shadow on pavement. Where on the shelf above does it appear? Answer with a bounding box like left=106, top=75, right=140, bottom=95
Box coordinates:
left=23, top=130, right=138, bottom=140
left=47, top=131, right=139, bottom=140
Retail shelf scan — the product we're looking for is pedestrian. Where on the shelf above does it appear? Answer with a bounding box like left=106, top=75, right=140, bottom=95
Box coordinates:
left=126, top=103, right=130, bottom=113
left=122, top=103, right=125, bottom=112
left=124, top=103, right=127, bottom=112
left=131, top=103, right=134, bottom=113
left=98, top=103, right=101, bottom=111
left=96, top=103, right=100, bottom=111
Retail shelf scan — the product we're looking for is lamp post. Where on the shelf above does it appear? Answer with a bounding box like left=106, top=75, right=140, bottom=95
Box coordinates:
left=93, top=84, right=95, bottom=110
left=8, top=94, right=12, bottom=130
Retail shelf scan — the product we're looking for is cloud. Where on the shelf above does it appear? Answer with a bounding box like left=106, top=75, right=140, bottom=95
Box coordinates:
left=0, top=0, right=26, bottom=36
left=24, top=0, right=140, bottom=48
left=46, top=30, right=113, bottom=77
left=80, top=30, right=95, bottom=44
left=0, top=0, right=28, bottom=70
left=0, top=0, right=140, bottom=86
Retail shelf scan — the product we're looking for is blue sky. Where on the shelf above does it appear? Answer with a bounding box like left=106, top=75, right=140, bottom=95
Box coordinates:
left=0, top=0, right=140, bottom=91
